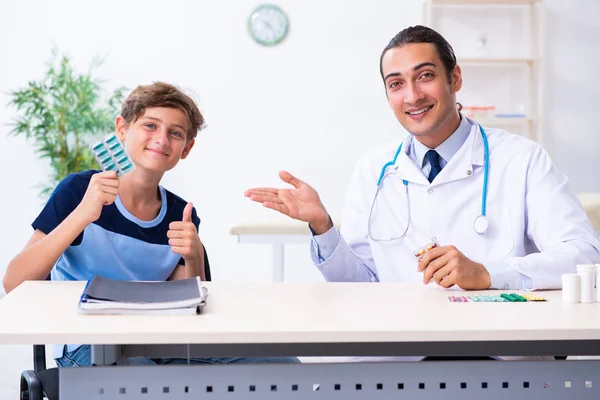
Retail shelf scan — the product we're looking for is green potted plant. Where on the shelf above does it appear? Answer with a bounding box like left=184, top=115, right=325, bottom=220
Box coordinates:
left=7, top=49, right=126, bottom=197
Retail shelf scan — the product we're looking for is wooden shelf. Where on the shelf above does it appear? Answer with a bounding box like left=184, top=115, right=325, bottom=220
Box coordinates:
left=425, top=0, right=543, bottom=142
left=476, top=117, right=532, bottom=127
left=458, top=58, right=536, bottom=65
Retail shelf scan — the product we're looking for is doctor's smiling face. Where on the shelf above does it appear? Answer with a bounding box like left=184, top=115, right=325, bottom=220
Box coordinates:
left=380, top=26, right=463, bottom=148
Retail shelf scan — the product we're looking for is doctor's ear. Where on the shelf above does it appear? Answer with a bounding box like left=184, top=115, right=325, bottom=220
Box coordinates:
left=450, top=65, right=463, bottom=92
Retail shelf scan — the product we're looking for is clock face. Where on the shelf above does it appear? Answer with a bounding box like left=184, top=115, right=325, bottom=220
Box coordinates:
left=248, top=4, right=289, bottom=46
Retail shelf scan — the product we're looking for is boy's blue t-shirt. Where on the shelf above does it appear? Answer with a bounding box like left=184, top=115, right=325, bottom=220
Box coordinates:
left=32, top=170, right=200, bottom=358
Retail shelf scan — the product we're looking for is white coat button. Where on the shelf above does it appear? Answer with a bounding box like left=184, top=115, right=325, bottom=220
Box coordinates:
left=467, top=170, right=472, bottom=176
left=428, top=189, right=433, bottom=194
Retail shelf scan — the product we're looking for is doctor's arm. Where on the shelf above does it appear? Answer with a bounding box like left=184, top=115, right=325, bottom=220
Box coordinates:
left=310, top=163, right=380, bottom=282
left=486, top=146, right=600, bottom=290
left=245, top=170, right=379, bottom=282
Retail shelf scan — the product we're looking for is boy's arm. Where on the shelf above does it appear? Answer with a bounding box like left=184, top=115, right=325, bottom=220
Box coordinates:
left=3, top=209, right=93, bottom=293
left=2, top=171, right=119, bottom=293
left=168, top=255, right=206, bottom=281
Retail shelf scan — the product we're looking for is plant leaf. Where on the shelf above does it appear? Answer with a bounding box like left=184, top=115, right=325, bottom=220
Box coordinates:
left=6, top=49, right=126, bottom=198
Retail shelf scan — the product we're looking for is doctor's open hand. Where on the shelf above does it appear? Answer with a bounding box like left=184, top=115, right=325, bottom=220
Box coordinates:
left=418, top=245, right=491, bottom=290
left=168, top=202, right=204, bottom=264
left=245, top=171, right=333, bottom=235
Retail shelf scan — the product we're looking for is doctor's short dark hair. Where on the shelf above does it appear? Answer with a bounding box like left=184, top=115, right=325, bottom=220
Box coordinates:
left=379, top=25, right=457, bottom=84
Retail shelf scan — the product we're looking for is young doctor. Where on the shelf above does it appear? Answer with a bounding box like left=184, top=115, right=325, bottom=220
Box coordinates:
left=246, top=25, right=600, bottom=290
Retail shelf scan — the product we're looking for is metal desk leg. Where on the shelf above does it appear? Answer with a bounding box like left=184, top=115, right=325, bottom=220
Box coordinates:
left=235, top=233, right=309, bottom=282
left=91, top=345, right=122, bottom=366
left=273, top=243, right=284, bottom=282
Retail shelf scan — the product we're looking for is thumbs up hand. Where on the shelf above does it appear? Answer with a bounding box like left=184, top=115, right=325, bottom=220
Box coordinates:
left=182, top=202, right=193, bottom=223
left=168, top=202, right=203, bottom=264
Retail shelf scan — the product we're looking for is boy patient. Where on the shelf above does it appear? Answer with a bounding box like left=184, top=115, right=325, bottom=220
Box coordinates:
left=3, top=82, right=297, bottom=366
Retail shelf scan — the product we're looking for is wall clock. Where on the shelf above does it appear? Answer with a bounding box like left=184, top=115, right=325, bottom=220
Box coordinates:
left=248, top=4, right=289, bottom=47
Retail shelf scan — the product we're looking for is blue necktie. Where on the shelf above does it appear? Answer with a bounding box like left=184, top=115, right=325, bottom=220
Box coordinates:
left=425, top=150, right=442, bottom=183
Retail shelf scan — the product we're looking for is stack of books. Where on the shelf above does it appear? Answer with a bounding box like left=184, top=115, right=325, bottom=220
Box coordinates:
left=78, top=275, right=208, bottom=315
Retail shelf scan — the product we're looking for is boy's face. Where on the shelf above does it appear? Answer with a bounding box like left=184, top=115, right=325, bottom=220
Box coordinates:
left=382, top=42, right=462, bottom=139
left=115, top=107, right=195, bottom=174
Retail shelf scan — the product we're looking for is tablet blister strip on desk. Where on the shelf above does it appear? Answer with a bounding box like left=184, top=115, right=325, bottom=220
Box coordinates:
left=60, top=360, right=600, bottom=399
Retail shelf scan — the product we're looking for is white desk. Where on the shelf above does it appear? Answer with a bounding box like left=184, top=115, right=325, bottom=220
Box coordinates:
left=230, top=221, right=342, bottom=282
left=2, top=281, right=600, bottom=350
left=231, top=222, right=312, bottom=282
left=2, top=281, right=600, bottom=399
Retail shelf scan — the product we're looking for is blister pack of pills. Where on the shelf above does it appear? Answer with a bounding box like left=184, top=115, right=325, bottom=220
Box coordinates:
left=89, top=133, right=135, bottom=176
left=454, top=294, right=547, bottom=303
left=520, top=294, right=547, bottom=302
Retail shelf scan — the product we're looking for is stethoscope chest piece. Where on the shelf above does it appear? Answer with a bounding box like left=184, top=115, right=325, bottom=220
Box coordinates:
left=473, top=215, right=489, bottom=234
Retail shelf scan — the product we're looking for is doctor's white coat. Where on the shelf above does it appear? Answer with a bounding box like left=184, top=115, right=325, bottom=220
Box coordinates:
left=311, top=123, right=600, bottom=290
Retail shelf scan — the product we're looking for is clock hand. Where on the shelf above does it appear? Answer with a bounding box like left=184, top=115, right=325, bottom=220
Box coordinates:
left=262, top=20, right=274, bottom=31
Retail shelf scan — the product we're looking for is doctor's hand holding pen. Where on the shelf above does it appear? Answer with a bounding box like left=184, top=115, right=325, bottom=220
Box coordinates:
left=417, top=245, right=492, bottom=290
left=244, top=170, right=334, bottom=235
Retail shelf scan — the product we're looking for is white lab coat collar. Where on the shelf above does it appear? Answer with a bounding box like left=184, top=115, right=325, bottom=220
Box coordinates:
left=412, top=114, right=472, bottom=169
left=393, top=117, right=485, bottom=186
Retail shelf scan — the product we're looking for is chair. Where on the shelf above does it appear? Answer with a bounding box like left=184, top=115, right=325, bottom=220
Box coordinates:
left=19, top=250, right=212, bottom=400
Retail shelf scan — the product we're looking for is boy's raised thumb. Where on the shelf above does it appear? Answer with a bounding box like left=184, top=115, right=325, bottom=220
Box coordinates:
left=183, top=202, right=193, bottom=222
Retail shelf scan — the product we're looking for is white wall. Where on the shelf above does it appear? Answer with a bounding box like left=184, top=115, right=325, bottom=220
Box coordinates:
left=0, top=0, right=599, bottom=396
left=542, top=1, right=600, bottom=191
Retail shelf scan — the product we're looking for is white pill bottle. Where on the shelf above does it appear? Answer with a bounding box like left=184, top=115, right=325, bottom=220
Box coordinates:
left=562, top=273, right=580, bottom=303
left=576, top=264, right=595, bottom=303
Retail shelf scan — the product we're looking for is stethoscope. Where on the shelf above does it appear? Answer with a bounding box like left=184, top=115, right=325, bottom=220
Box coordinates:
left=367, top=123, right=490, bottom=242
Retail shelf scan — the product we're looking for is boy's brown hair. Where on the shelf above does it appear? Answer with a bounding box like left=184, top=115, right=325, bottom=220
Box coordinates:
left=120, top=82, right=205, bottom=140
